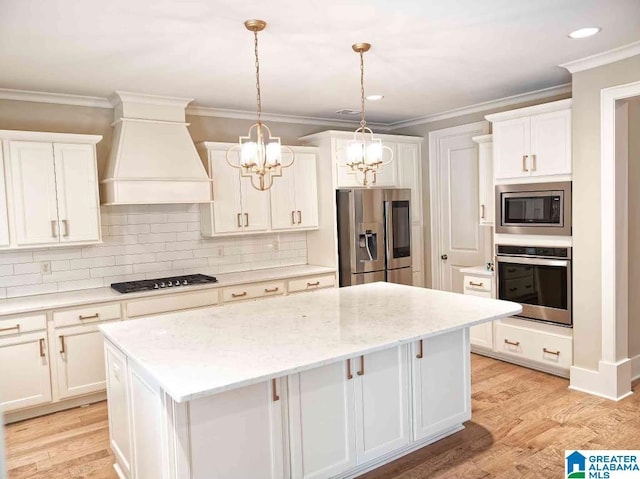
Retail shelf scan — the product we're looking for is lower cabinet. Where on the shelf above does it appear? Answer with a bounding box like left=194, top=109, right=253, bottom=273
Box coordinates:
left=412, top=329, right=470, bottom=441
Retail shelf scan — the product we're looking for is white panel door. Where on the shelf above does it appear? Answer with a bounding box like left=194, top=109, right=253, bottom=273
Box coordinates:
left=397, top=142, right=422, bottom=223
left=436, top=133, right=487, bottom=293
left=105, top=342, right=132, bottom=478
left=0, top=144, right=10, bottom=247
left=0, top=331, right=51, bottom=412
left=269, top=149, right=297, bottom=230
left=493, top=117, right=530, bottom=180
left=289, top=361, right=356, bottom=479
left=354, top=346, right=411, bottom=465
left=190, top=379, right=285, bottom=479
left=294, top=153, right=319, bottom=229
left=53, top=143, right=100, bottom=243
left=8, top=141, right=60, bottom=245
left=211, top=149, right=243, bottom=233
left=530, top=109, right=572, bottom=177
left=412, top=329, right=470, bottom=441
left=241, top=176, right=270, bottom=232
left=54, top=323, right=110, bottom=399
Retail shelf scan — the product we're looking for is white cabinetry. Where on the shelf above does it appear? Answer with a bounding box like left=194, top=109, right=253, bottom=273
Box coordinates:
left=270, top=150, right=319, bottom=230
left=1, top=131, right=102, bottom=248
left=334, top=138, right=397, bottom=188
left=472, top=135, right=494, bottom=226
left=488, top=99, right=571, bottom=182
left=461, top=269, right=495, bottom=350
left=0, top=315, right=51, bottom=412
left=412, top=329, right=470, bottom=441
left=0, top=145, right=11, bottom=247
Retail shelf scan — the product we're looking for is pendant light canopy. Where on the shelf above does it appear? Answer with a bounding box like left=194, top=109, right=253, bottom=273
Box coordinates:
left=226, top=19, right=294, bottom=191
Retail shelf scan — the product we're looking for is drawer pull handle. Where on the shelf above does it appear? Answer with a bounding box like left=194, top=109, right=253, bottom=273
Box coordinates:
left=264, top=287, right=279, bottom=293
left=347, top=358, right=353, bottom=380
left=416, top=339, right=424, bottom=359
left=509, top=287, right=518, bottom=292
left=469, top=281, right=484, bottom=287
left=272, top=378, right=279, bottom=402
left=504, top=339, right=520, bottom=347
left=60, top=335, right=66, bottom=354
left=231, top=292, right=247, bottom=298
left=307, top=281, right=320, bottom=287
left=39, top=338, right=46, bottom=358
left=507, top=268, right=516, bottom=273
left=0, top=324, right=20, bottom=334
left=543, top=348, right=560, bottom=356
left=79, top=313, right=100, bottom=321
left=357, top=355, right=365, bottom=376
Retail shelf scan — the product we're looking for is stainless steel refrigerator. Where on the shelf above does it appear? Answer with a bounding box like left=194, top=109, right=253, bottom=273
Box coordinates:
left=336, top=188, right=413, bottom=287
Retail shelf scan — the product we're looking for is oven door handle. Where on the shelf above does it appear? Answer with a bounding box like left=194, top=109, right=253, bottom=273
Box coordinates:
left=496, top=256, right=569, bottom=268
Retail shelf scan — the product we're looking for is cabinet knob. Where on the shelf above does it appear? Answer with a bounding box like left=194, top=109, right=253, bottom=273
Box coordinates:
left=441, top=254, right=448, bottom=260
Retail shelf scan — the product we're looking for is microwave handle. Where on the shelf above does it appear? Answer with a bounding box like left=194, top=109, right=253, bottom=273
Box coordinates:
left=496, top=256, right=569, bottom=268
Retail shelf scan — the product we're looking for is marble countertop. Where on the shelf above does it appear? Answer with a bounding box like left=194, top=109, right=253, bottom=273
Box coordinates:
left=0, top=264, right=336, bottom=316
left=100, top=282, right=521, bottom=403
left=460, top=265, right=494, bottom=277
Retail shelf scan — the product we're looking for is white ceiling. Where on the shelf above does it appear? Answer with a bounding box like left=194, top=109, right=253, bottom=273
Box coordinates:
left=1, top=0, right=639, bottom=124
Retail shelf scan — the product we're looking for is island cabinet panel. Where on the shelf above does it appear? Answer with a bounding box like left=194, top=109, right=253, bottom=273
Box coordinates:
left=189, top=379, right=285, bottom=479
left=412, top=329, right=471, bottom=441
left=354, top=346, right=411, bottom=465
left=288, top=361, right=357, bottom=479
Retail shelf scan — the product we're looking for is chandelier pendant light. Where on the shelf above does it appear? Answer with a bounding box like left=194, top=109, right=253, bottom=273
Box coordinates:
left=344, top=42, right=393, bottom=187
left=226, top=19, right=294, bottom=191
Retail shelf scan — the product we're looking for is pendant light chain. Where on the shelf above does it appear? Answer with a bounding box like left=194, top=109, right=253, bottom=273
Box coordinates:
left=359, top=51, right=366, bottom=129
left=254, top=30, right=262, bottom=124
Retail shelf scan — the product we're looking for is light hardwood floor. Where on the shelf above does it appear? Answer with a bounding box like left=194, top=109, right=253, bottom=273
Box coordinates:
left=4, top=354, right=640, bottom=478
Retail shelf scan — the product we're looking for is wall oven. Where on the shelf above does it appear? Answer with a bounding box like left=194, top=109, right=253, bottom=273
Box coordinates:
left=495, top=245, right=572, bottom=326
left=495, top=181, right=572, bottom=235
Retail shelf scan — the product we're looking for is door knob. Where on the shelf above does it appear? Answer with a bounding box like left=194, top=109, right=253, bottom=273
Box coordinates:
left=441, top=254, right=448, bottom=260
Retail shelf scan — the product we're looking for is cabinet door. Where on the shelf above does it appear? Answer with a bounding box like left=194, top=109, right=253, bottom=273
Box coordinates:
left=54, top=323, right=110, bottom=399
left=354, top=346, right=411, bottom=464
left=211, top=149, right=243, bottom=233
left=412, top=329, right=471, bottom=441
left=334, top=138, right=361, bottom=188
left=411, top=222, right=423, bottom=277
left=289, top=361, right=356, bottom=479
left=269, top=150, right=297, bottom=230
left=493, top=118, right=530, bottom=180
left=478, top=141, right=494, bottom=225
left=0, top=331, right=51, bottom=412
left=465, top=289, right=494, bottom=348
left=373, top=142, right=397, bottom=186
left=190, top=378, right=285, bottom=479
left=8, top=141, right=60, bottom=245
left=241, top=176, right=270, bottom=232
left=0, top=144, right=10, bottom=247
left=294, top=153, right=319, bottom=229
left=397, top=142, right=422, bottom=223
left=53, top=143, right=100, bottom=243
left=105, top=341, right=132, bottom=478
left=529, top=109, right=571, bottom=177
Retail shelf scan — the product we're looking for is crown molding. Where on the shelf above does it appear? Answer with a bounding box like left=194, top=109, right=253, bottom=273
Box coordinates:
left=387, top=83, right=572, bottom=130
left=0, top=88, right=112, bottom=108
left=559, top=40, right=640, bottom=74
left=109, top=91, right=194, bottom=108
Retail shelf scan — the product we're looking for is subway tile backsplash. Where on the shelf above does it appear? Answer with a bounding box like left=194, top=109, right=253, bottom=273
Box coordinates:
left=0, top=204, right=308, bottom=299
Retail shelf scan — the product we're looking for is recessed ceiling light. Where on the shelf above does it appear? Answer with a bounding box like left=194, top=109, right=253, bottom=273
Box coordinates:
left=568, top=27, right=602, bottom=39
left=366, top=94, right=384, bottom=101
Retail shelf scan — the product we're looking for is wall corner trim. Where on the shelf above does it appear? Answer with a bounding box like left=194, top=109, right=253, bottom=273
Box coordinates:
left=559, top=40, right=640, bottom=74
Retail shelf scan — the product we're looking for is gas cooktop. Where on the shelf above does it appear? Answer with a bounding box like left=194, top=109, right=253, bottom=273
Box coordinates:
left=110, top=274, right=218, bottom=294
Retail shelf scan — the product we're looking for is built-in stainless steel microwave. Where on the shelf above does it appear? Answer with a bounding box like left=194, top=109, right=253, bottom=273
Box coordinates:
left=495, top=181, right=572, bottom=236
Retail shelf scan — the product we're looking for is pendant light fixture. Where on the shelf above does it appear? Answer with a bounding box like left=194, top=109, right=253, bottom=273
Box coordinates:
left=226, top=19, right=294, bottom=191
left=344, top=42, right=393, bottom=187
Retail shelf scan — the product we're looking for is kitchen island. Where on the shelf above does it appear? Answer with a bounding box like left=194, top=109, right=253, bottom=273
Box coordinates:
left=99, top=282, right=521, bottom=479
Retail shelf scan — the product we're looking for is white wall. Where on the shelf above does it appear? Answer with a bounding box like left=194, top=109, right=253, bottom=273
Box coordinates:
left=0, top=204, right=307, bottom=298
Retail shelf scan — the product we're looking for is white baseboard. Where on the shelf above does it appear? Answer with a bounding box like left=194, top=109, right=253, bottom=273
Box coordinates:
left=470, top=347, right=569, bottom=378
left=3, top=391, right=106, bottom=424
left=569, top=360, right=633, bottom=401
left=631, top=354, right=640, bottom=382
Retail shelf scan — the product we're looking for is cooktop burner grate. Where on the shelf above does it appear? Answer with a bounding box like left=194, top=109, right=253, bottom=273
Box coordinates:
left=110, top=274, right=218, bottom=294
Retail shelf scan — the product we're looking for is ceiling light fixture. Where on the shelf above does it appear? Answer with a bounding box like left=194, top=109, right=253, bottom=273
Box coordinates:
left=568, top=27, right=601, bottom=39
left=366, top=94, right=384, bottom=101
left=226, top=19, right=294, bottom=191
left=344, top=43, right=393, bottom=187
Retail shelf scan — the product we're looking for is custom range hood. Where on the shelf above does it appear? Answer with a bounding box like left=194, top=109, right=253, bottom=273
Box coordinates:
left=100, top=91, right=211, bottom=205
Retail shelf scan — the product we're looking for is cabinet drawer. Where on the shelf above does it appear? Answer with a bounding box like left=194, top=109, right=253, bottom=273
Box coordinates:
left=288, top=274, right=336, bottom=293
left=126, top=289, right=219, bottom=318
left=463, top=275, right=492, bottom=294
left=0, top=314, right=47, bottom=335
left=53, top=303, right=121, bottom=328
left=495, top=323, right=572, bottom=369
left=222, top=281, right=285, bottom=303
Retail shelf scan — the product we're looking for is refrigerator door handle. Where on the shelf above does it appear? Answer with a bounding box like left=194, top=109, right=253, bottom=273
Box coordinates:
left=384, top=200, right=393, bottom=263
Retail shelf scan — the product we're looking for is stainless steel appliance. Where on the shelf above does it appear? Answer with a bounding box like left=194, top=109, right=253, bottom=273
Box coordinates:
left=495, top=245, right=572, bottom=326
left=336, top=188, right=412, bottom=286
left=111, top=274, right=218, bottom=293
left=495, top=181, right=572, bottom=235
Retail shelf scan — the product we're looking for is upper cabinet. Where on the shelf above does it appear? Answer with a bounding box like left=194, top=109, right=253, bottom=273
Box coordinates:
left=199, top=142, right=319, bottom=237
left=472, top=135, right=494, bottom=226
left=0, top=131, right=102, bottom=249
left=334, top=138, right=397, bottom=188
left=487, top=99, right=571, bottom=182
